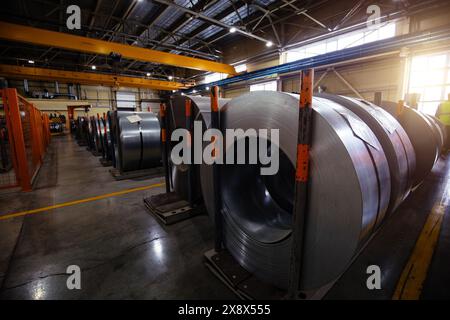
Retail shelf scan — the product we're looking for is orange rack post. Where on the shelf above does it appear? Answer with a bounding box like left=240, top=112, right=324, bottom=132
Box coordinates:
left=2, top=88, right=32, bottom=191
left=0, top=88, right=51, bottom=192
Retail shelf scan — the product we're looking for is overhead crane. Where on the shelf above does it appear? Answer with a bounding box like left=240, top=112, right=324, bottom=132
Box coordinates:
left=0, top=22, right=236, bottom=75
left=0, top=64, right=185, bottom=91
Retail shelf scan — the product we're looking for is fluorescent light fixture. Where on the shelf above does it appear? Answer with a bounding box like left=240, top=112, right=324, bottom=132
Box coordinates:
left=229, top=27, right=237, bottom=33
left=28, top=60, right=35, bottom=64
left=205, top=86, right=210, bottom=90
left=192, top=89, right=197, bottom=93
left=146, top=72, right=151, bottom=77
left=91, top=65, right=96, bottom=70
left=266, top=41, right=273, bottom=47
left=168, top=76, right=173, bottom=80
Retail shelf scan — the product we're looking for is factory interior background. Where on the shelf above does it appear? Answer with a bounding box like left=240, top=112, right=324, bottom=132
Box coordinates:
left=0, top=0, right=449, bottom=306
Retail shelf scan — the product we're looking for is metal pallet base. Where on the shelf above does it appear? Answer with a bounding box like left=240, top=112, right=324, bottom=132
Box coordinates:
left=204, top=249, right=335, bottom=300
left=144, top=191, right=204, bottom=225
left=204, top=249, right=286, bottom=300
left=99, top=158, right=113, bottom=167
left=109, top=166, right=164, bottom=181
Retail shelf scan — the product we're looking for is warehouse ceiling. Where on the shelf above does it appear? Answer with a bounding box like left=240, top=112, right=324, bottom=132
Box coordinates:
left=0, top=0, right=426, bottom=85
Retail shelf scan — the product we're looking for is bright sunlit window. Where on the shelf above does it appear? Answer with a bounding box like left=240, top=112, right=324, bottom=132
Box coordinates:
left=285, top=22, right=396, bottom=63
left=408, top=52, right=450, bottom=115
left=117, top=92, right=136, bottom=109
left=204, top=72, right=227, bottom=84
left=250, top=80, right=277, bottom=92
left=234, top=63, right=247, bottom=73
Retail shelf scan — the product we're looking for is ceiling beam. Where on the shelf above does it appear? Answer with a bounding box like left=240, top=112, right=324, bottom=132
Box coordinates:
left=0, top=22, right=236, bottom=75
left=153, top=0, right=273, bottom=45
left=0, top=64, right=186, bottom=91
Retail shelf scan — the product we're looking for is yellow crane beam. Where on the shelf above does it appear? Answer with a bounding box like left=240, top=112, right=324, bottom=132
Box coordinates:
left=0, top=22, right=236, bottom=75
left=0, top=64, right=186, bottom=91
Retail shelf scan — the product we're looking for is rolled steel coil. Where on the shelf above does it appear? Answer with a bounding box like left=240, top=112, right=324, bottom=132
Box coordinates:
left=89, top=116, right=102, bottom=154
left=116, top=111, right=161, bottom=172
left=108, top=111, right=119, bottom=168
left=101, top=112, right=114, bottom=162
left=319, top=93, right=416, bottom=215
left=169, top=95, right=229, bottom=202
left=96, top=116, right=105, bottom=154
left=202, top=91, right=391, bottom=290
left=423, top=113, right=444, bottom=152
left=86, top=116, right=95, bottom=150
left=380, top=101, right=441, bottom=187
left=429, top=115, right=448, bottom=150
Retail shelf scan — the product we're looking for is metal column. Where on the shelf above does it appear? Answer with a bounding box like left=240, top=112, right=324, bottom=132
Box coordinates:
left=211, top=86, right=223, bottom=252
left=288, top=69, right=314, bottom=298
left=160, top=103, right=171, bottom=194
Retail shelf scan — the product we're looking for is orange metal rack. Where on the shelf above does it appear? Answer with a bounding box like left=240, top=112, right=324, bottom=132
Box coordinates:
left=0, top=88, right=51, bottom=192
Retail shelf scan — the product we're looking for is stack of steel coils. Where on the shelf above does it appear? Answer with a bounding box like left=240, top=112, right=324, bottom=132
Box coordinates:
left=99, top=111, right=114, bottom=163
left=168, top=95, right=229, bottom=202
left=197, top=91, right=443, bottom=291
left=381, top=101, right=445, bottom=187
left=114, top=111, right=161, bottom=172
left=75, top=116, right=89, bottom=144
left=88, top=116, right=103, bottom=154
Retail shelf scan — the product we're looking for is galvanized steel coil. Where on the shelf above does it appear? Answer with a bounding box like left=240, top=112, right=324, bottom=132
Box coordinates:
left=380, top=102, right=441, bottom=188
left=319, top=93, right=416, bottom=215
left=116, top=111, right=161, bottom=172
left=429, top=115, right=448, bottom=150
left=424, top=113, right=445, bottom=152
left=201, top=91, right=392, bottom=290
left=169, top=95, right=229, bottom=202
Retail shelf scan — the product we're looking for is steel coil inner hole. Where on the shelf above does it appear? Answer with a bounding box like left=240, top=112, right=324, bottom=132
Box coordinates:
left=220, top=137, right=295, bottom=244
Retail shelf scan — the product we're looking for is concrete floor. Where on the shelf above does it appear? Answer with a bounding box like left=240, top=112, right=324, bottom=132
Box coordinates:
left=0, top=135, right=448, bottom=299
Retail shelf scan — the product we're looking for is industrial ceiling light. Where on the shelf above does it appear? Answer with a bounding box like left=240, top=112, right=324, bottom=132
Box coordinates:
left=266, top=41, right=273, bottom=47
left=229, top=27, right=237, bottom=33
left=192, top=89, right=197, bottom=93
left=28, top=60, right=34, bottom=64
left=91, top=65, right=96, bottom=70
left=146, top=72, right=151, bottom=77
left=205, top=86, right=210, bottom=90
left=168, top=75, right=173, bottom=80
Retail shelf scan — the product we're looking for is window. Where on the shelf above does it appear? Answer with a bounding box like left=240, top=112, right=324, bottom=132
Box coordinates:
left=234, top=63, right=247, bottom=73
left=250, top=80, right=277, bottom=92
left=407, top=52, right=450, bottom=115
left=117, top=92, right=136, bottom=110
left=284, top=22, right=396, bottom=64
left=204, top=72, right=226, bottom=84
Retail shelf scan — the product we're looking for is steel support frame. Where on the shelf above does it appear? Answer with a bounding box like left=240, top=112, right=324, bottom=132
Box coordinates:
left=1, top=89, right=32, bottom=191
left=186, top=26, right=450, bottom=92
left=210, top=86, right=223, bottom=252
left=288, top=68, right=314, bottom=299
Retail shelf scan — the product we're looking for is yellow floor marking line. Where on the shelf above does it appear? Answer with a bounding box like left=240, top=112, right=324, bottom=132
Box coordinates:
left=0, top=182, right=165, bottom=221
left=393, top=179, right=449, bottom=300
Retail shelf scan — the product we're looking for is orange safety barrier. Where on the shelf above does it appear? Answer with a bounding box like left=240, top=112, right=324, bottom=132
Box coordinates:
left=0, top=88, right=51, bottom=191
